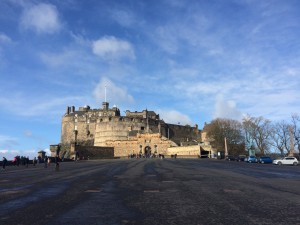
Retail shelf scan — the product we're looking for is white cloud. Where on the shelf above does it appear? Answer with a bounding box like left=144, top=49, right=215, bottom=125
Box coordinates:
left=154, top=26, right=179, bottom=54
left=158, top=109, right=192, bottom=125
left=0, top=33, right=12, bottom=44
left=39, top=50, right=78, bottom=68
left=20, top=3, right=61, bottom=34
left=213, top=95, right=243, bottom=121
left=0, top=94, right=84, bottom=117
left=24, top=130, right=32, bottom=137
left=0, top=135, right=19, bottom=149
left=93, top=77, right=134, bottom=106
left=92, top=36, right=135, bottom=61
left=110, top=9, right=136, bottom=27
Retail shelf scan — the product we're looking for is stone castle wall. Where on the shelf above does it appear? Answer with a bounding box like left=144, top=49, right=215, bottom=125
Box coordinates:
left=59, top=103, right=202, bottom=158
left=73, top=145, right=114, bottom=159
left=160, top=123, right=200, bottom=144
left=167, top=145, right=200, bottom=157
left=61, top=115, right=95, bottom=146
left=106, top=133, right=177, bottom=157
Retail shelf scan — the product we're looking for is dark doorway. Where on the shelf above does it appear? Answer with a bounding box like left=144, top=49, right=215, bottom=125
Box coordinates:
left=201, top=150, right=210, bottom=158
left=145, top=146, right=151, bottom=156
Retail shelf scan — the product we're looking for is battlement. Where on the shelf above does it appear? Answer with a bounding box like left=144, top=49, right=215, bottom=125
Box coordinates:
left=64, top=102, right=121, bottom=117
left=125, top=110, right=159, bottom=120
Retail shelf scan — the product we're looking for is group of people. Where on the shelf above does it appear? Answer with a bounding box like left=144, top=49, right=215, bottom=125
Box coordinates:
left=1, top=155, right=60, bottom=171
left=11, top=156, right=38, bottom=167
left=43, top=156, right=60, bottom=171
left=128, top=153, right=165, bottom=159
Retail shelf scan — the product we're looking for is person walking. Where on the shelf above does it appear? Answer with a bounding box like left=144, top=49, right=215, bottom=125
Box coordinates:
left=26, top=156, right=29, bottom=168
left=44, top=156, right=48, bottom=168
left=2, top=157, right=8, bottom=171
left=55, top=155, right=60, bottom=172
left=47, top=157, right=51, bottom=167
left=33, top=157, right=37, bottom=166
left=74, top=150, right=79, bottom=162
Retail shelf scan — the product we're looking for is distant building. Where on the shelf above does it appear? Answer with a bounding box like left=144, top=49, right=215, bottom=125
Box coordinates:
left=53, top=101, right=215, bottom=158
left=37, top=150, right=46, bottom=159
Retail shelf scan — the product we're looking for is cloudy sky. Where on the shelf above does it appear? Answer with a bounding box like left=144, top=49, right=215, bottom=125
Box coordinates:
left=1, top=0, right=299, bottom=159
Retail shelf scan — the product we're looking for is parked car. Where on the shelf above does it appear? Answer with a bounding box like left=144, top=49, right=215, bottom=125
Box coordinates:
left=237, top=155, right=247, bottom=162
left=258, top=156, right=273, bottom=164
left=273, top=157, right=298, bottom=166
left=225, top=155, right=236, bottom=161
left=247, top=156, right=258, bottom=163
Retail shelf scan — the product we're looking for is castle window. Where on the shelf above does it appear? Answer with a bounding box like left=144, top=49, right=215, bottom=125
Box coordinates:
left=141, top=126, right=144, bottom=130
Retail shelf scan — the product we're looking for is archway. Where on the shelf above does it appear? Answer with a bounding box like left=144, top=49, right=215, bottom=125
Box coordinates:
left=144, top=146, right=151, bottom=156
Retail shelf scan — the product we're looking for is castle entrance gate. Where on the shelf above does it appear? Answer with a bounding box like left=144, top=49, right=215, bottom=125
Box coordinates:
left=145, top=146, right=151, bottom=156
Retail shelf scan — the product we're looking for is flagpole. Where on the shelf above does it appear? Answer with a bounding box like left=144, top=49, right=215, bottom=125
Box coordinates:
left=105, top=85, right=107, bottom=102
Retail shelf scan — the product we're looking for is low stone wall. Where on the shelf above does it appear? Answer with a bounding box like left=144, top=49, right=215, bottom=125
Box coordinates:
left=73, top=146, right=114, bottom=159
left=167, top=145, right=200, bottom=157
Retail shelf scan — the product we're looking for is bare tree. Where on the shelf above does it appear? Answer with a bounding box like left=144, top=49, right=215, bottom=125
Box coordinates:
left=242, top=116, right=272, bottom=155
left=269, top=121, right=290, bottom=156
left=203, top=118, right=245, bottom=155
left=291, top=114, right=300, bottom=154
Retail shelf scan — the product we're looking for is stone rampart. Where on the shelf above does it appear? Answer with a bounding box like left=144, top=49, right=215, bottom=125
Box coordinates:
left=73, top=146, right=114, bottom=159
left=167, top=145, right=200, bottom=157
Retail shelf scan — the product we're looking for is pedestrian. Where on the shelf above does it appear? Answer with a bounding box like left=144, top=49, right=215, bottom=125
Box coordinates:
left=74, top=150, right=78, bottom=162
left=33, top=157, right=37, bottom=166
left=12, top=156, right=17, bottom=166
left=26, top=156, right=29, bottom=168
left=55, top=156, right=60, bottom=172
left=47, top=157, right=51, bottom=166
left=2, top=157, right=8, bottom=170
left=44, top=156, right=48, bottom=168
left=16, top=156, right=20, bottom=166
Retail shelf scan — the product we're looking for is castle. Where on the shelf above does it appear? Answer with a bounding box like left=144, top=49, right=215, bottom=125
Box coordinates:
left=52, top=101, right=214, bottom=158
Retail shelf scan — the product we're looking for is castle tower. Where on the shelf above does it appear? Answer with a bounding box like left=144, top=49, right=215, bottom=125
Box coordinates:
left=102, top=102, right=109, bottom=110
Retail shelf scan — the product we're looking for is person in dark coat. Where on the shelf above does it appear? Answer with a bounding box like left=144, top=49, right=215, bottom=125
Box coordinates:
left=55, top=156, right=60, bottom=171
left=2, top=157, right=8, bottom=170
left=44, top=156, right=48, bottom=168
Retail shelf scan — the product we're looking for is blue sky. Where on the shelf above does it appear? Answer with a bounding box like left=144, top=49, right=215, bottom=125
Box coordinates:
left=1, top=0, right=300, bottom=159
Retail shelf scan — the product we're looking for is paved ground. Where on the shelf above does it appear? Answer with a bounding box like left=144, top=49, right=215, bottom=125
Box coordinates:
left=0, top=158, right=299, bottom=225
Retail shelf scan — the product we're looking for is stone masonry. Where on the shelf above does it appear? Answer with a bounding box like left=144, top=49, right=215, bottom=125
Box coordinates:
left=59, top=101, right=203, bottom=158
